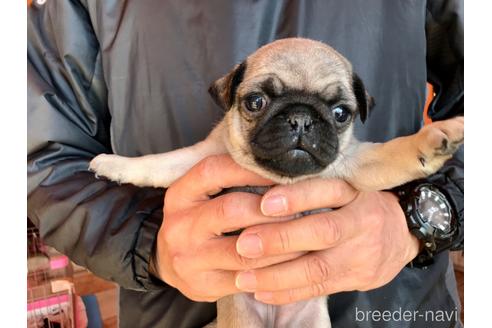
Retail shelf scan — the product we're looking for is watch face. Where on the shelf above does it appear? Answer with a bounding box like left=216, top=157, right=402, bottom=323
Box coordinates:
left=417, top=187, right=452, bottom=234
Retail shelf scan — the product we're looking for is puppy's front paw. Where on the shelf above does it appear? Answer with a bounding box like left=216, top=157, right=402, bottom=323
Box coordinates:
left=89, top=154, right=131, bottom=184
left=417, top=116, right=464, bottom=173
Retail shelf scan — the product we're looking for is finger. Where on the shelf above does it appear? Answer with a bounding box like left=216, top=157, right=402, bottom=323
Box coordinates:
left=201, top=192, right=296, bottom=235
left=250, top=253, right=354, bottom=305
left=253, top=281, right=348, bottom=305
left=196, top=271, right=239, bottom=299
left=173, top=255, right=240, bottom=299
left=235, top=252, right=338, bottom=292
left=260, top=178, right=358, bottom=217
left=236, top=208, right=357, bottom=258
left=170, top=155, right=273, bottom=211
left=200, top=236, right=305, bottom=271
left=173, top=249, right=303, bottom=301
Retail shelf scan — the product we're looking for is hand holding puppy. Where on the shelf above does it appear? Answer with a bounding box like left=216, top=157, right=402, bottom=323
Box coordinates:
left=235, top=179, right=420, bottom=304
left=152, top=154, right=304, bottom=302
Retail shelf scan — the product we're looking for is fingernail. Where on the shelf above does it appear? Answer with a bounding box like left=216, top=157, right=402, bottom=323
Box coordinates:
left=255, top=292, right=273, bottom=303
left=235, top=271, right=257, bottom=291
left=261, top=195, right=287, bottom=216
left=236, top=234, right=263, bottom=258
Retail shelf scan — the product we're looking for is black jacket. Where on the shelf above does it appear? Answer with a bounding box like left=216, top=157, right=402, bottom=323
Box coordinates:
left=27, top=1, right=463, bottom=327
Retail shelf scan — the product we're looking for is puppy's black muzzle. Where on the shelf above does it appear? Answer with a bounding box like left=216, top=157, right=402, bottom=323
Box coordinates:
left=287, top=111, right=313, bottom=134
left=251, top=104, right=339, bottom=177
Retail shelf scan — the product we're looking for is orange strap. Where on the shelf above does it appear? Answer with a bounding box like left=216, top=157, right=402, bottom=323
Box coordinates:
left=424, top=83, right=434, bottom=125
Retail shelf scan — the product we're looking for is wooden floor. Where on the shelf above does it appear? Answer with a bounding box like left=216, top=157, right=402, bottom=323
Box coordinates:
left=455, top=270, right=464, bottom=324
left=73, top=270, right=119, bottom=328
left=73, top=255, right=464, bottom=327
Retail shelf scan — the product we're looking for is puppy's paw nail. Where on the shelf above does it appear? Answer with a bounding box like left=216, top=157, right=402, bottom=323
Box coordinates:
left=433, top=138, right=449, bottom=154
left=418, top=156, right=426, bottom=167
left=440, top=138, right=448, bottom=151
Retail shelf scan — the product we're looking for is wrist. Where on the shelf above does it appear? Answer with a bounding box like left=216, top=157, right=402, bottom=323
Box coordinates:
left=384, top=191, right=422, bottom=264
left=392, top=180, right=460, bottom=268
left=406, top=234, right=422, bottom=263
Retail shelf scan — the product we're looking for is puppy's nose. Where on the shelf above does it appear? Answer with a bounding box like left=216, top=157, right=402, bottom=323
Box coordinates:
left=287, top=112, right=313, bottom=133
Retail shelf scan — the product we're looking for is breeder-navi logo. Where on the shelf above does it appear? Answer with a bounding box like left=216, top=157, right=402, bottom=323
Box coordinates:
left=355, top=307, right=459, bottom=323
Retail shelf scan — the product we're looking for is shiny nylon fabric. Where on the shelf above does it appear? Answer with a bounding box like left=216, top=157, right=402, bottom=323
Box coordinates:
left=27, top=1, right=463, bottom=327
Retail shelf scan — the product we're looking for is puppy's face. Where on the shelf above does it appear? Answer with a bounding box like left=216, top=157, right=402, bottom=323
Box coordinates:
left=209, top=38, right=373, bottom=183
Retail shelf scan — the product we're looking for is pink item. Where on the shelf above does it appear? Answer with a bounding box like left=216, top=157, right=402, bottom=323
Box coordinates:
left=50, top=255, right=69, bottom=270
left=27, top=294, right=69, bottom=312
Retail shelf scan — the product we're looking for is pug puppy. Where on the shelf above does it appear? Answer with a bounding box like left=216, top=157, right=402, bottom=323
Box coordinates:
left=89, top=38, right=464, bottom=327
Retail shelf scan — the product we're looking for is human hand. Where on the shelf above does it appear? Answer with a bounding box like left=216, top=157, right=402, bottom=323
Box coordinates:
left=152, top=154, right=304, bottom=302
left=234, top=179, right=420, bottom=304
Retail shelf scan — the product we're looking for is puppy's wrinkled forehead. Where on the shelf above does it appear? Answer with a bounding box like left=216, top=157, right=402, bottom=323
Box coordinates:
left=242, top=38, right=353, bottom=93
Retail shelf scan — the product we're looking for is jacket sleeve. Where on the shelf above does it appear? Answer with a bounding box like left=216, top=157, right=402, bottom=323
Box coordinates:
left=425, top=0, right=464, bottom=250
left=27, top=0, right=167, bottom=291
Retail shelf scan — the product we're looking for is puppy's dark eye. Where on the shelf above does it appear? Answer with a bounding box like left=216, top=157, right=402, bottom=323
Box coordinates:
left=245, top=94, right=266, bottom=112
left=332, top=106, right=351, bottom=123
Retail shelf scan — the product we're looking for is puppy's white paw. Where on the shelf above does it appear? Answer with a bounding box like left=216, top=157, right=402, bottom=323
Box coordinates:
left=89, top=154, right=133, bottom=184
left=417, top=116, right=464, bottom=174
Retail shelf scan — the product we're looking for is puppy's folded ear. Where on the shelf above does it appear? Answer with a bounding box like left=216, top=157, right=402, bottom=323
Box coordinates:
left=352, top=73, right=375, bottom=123
left=208, top=61, right=247, bottom=111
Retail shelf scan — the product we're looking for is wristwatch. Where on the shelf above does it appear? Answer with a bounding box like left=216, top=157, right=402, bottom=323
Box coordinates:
left=394, top=182, right=459, bottom=268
